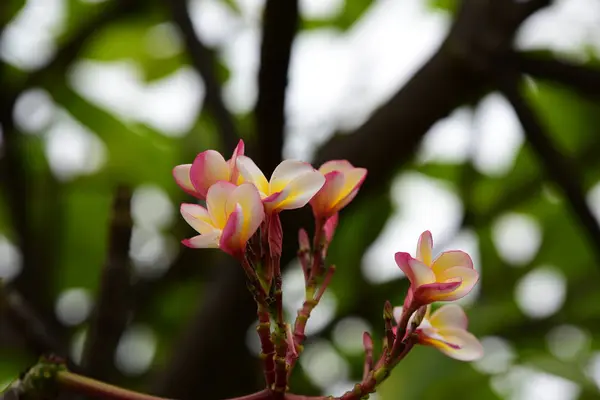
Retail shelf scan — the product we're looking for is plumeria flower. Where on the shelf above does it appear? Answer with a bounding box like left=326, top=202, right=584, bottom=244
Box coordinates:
left=236, top=156, right=325, bottom=213
left=413, top=304, right=483, bottom=361
left=180, top=182, right=264, bottom=257
left=310, top=160, right=367, bottom=219
left=173, top=139, right=245, bottom=199
left=395, top=231, right=478, bottom=306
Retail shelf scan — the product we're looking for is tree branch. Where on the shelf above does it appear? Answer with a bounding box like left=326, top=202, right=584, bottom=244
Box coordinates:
left=81, top=186, right=134, bottom=381
left=497, top=72, right=600, bottom=264
left=253, top=0, right=299, bottom=174
left=152, top=259, right=261, bottom=400
left=515, top=51, right=600, bottom=99
left=166, top=0, right=239, bottom=152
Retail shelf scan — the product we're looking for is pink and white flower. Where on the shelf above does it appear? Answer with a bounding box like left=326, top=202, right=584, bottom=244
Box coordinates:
left=395, top=231, right=479, bottom=306
left=413, top=304, right=483, bottom=361
left=173, top=139, right=245, bottom=199
left=180, top=181, right=264, bottom=257
left=310, top=160, right=367, bottom=219
left=236, top=156, right=325, bottom=213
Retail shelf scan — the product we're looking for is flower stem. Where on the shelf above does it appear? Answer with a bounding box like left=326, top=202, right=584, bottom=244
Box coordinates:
left=56, top=371, right=171, bottom=400
left=272, top=255, right=288, bottom=397
left=257, top=302, right=276, bottom=389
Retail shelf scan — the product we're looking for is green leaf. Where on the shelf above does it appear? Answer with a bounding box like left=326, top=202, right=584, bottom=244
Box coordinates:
left=427, top=0, right=459, bottom=13
left=525, top=80, right=600, bottom=157
left=303, top=0, right=376, bottom=31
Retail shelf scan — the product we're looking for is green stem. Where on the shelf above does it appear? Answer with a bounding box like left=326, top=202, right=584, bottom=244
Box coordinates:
left=56, top=371, right=171, bottom=400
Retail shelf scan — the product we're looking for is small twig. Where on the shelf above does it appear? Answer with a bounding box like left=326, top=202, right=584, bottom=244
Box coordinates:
left=57, top=371, right=171, bottom=400
left=166, top=0, right=239, bottom=152
left=515, top=51, right=600, bottom=99
left=81, top=186, right=134, bottom=380
left=498, top=72, right=600, bottom=264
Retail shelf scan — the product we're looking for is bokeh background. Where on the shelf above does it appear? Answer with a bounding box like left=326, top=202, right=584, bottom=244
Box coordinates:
left=2, top=0, right=600, bottom=399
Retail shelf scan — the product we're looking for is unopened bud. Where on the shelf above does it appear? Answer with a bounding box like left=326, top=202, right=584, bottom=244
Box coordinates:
left=298, top=228, right=310, bottom=252
left=362, top=332, right=373, bottom=351
left=409, top=306, right=427, bottom=332
left=383, top=300, right=394, bottom=321
left=323, top=213, right=339, bottom=244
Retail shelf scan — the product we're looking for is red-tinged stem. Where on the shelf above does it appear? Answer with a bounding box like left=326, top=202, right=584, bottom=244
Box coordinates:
left=382, top=304, right=395, bottom=361
left=241, top=256, right=268, bottom=301
left=284, top=394, right=331, bottom=400
left=297, top=249, right=310, bottom=282
left=56, top=371, right=172, bottom=400
left=288, top=218, right=328, bottom=377
left=225, top=389, right=273, bottom=400
left=308, top=218, right=326, bottom=284
left=272, top=256, right=288, bottom=397
left=336, top=339, right=416, bottom=400
left=362, top=340, right=373, bottom=381
left=388, top=304, right=417, bottom=361
left=287, top=297, right=317, bottom=377
left=314, top=265, right=335, bottom=302
left=257, top=303, right=276, bottom=389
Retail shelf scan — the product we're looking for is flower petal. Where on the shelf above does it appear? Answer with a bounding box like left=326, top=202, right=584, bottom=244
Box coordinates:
left=429, top=304, right=468, bottom=330
left=310, top=171, right=345, bottom=217
left=182, top=232, right=221, bottom=249
left=416, top=231, right=433, bottom=266
left=190, top=150, right=230, bottom=197
left=413, top=281, right=462, bottom=304
left=431, top=250, right=474, bottom=276
left=269, top=160, right=316, bottom=194
left=318, top=160, right=355, bottom=174
left=324, top=213, right=339, bottom=243
left=268, top=170, right=325, bottom=211
left=173, top=164, right=201, bottom=198
left=395, top=253, right=436, bottom=287
left=435, top=266, right=479, bottom=301
left=220, top=203, right=244, bottom=255
left=432, top=328, right=484, bottom=361
left=206, top=181, right=237, bottom=229
left=236, top=155, right=269, bottom=196
left=228, top=139, right=245, bottom=184
left=226, top=183, right=265, bottom=244
left=180, top=203, right=214, bottom=234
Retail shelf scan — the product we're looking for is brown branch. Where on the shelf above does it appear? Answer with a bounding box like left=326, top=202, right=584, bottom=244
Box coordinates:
left=497, top=73, right=600, bottom=264
left=515, top=51, right=600, bottom=99
left=253, top=0, right=299, bottom=174
left=152, top=259, right=262, bottom=400
left=166, top=0, right=239, bottom=151
left=156, top=2, right=300, bottom=396
left=81, top=186, right=134, bottom=381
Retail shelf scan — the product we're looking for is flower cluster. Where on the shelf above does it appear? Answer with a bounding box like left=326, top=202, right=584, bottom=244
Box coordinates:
left=393, top=231, right=483, bottom=361
left=173, top=140, right=367, bottom=259
left=173, top=141, right=482, bottom=399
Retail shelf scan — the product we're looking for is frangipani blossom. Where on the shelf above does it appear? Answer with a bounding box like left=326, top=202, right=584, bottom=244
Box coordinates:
left=395, top=231, right=478, bottom=306
left=310, top=160, right=367, bottom=219
left=413, top=304, right=483, bottom=361
left=180, top=182, right=264, bottom=257
left=173, top=139, right=245, bottom=199
left=236, top=156, right=325, bottom=212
